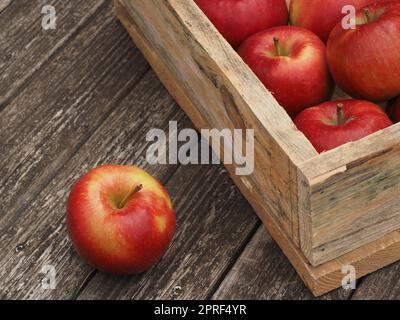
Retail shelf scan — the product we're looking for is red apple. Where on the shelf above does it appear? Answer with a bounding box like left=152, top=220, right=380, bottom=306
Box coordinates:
left=195, top=0, right=288, bottom=48
left=67, top=165, right=176, bottom=274
left=327, top=1, right=400, bottom=102
left=238, top=26, right=334, bottom=117
left=290, top=0, right=387, bottom=43
left=388, top=96, right=400, bottom=122
left=294, top=100, right=393, bottom=152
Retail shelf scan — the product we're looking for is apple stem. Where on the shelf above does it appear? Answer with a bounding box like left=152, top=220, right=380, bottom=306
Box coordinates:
left=273, top=37, right=282, bottom=57
left=337, top=103, right=346, bottom=126
left=118, top=184, right=143, bottom=209
left=364, top=8, right=372, bottom=23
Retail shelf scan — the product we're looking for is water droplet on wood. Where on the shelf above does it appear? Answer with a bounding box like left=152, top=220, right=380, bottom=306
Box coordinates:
left=15, top=243, right=25, bottom=253
left=172, top=285, right=183, bottom=297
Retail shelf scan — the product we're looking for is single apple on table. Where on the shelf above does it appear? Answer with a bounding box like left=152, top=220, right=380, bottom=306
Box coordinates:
left=294, top=100, right=393, bottom=153
left=327, top=1, right=400, bottom=102
left=195, top=0, right=288, bottom=48
left=238, top=26, right=334, bottom=117
left=67, top=165, right=176, bottom=274
left=290, top=0, right=387, bottom=43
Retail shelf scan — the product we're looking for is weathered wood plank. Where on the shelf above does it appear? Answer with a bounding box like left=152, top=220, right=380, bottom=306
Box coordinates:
left=213, top=226, right=352, bottom=300
left=0, top=0, right=106, bottom=107
left=0, top=4, right=149, bottom=227
left=0, top=0, right=12, bottom=13
left=0, top=71, right=186, bottom=299
left=352, top=262, right=400, bottom=300
left=78, top=164, right=260, bottom=300
left=299, top=124, right=400, bottom=265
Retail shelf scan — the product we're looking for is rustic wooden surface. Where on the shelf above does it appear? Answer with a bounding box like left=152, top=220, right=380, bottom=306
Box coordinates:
left=115, top=0, right=400, bottom=296
left=1, top=0, right=399, bottom=300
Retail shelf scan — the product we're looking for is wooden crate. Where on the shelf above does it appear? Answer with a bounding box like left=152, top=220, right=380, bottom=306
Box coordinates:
left=114, top=0, right=400, bottom=296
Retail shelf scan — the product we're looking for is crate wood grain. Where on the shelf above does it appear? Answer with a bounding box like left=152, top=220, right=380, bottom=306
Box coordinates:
left=114, top=0, right=400, bottom=296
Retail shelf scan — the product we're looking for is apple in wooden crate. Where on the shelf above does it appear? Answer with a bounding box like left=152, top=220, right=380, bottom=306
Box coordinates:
left=238, top=26, right=333, bottom=117
left=67, top=165, right=176, bottom=274
left=289, top=0, right=387, bottom=43
left=327, top=1, right=400, bottom=102
left=294, top=100, right=393, bottom=152
left=195, top=0, right=288, bottom=48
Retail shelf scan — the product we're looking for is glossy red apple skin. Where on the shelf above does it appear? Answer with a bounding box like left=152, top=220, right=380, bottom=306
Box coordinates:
left=389, top=96, right=400, bottom=122
left=195, top=0, right=288, bottom=48
left=295, top=100, right=393, bottom=153
left=67, top=165, right=176, bottom=274
left=327, top=1, right=400, bottom=102
left=290, top=0, right=387, bottom=43
left=238, top=26, right=334, bottom=117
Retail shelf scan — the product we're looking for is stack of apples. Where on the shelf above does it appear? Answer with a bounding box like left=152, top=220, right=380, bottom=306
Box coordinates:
left=195, top=0, right=400, bottom=152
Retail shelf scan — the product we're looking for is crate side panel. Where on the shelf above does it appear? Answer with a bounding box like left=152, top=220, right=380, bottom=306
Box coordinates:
left=300, top=125, right=400, bottom=266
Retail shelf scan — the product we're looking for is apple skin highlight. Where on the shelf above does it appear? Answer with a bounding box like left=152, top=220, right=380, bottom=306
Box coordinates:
left=195, top=0, right=288, bottom=48
left=327, top=1, right=400, bottom=102
left=290, top=0, right=388, bottom=43
left=67, top=165, right=176, bottom=274
left=294, top=100, right=393, bottom=153
left=238, top=26, right=334, bottom=117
